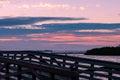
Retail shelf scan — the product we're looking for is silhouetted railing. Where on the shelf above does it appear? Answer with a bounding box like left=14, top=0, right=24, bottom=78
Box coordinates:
left=0, top=51, right=120, bottom=80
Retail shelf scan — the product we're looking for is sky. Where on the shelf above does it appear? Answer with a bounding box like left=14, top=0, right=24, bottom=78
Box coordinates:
left=0, top=0, right=120, bottom=51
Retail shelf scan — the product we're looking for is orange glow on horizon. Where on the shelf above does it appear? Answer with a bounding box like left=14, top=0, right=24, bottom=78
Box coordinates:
left=0, top=37, right=22, bottom=42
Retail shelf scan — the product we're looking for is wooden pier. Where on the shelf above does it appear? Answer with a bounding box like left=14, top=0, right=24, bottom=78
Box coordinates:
left=0, top=51, right=120, bottom=80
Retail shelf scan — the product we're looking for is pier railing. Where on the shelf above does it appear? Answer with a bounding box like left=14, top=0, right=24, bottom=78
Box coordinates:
left=0, top=51, right=120, bottom=80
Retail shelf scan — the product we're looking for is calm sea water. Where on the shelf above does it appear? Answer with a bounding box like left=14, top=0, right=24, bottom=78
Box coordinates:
left=66, top=54, right=120, bottom=63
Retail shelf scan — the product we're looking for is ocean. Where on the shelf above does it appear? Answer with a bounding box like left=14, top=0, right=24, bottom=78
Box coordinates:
left=66, top=54, right=120, bottom=63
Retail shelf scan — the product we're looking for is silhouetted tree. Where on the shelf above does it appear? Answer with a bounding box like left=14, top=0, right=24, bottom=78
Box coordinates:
left=85, top=46, right=120, bottom=55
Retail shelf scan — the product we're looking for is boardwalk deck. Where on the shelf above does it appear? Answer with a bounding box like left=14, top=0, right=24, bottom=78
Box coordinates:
left=0, top=51, right=120, bottom=80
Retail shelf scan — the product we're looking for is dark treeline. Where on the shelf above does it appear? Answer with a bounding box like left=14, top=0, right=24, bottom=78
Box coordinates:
left=85, top=47, right=120, bottom=55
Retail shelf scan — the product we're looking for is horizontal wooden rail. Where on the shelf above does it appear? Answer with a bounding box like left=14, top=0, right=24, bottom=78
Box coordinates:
left=0, top=51, right=120, bottom=80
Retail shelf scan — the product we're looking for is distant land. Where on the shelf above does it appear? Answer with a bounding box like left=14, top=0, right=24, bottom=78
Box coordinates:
left=85, top=46, right=120, bottom=55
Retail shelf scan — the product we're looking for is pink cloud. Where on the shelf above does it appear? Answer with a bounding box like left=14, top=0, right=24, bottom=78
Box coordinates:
left=26, top=33, right=120, bottom=46
left=0, top=37, right=22, bottom=42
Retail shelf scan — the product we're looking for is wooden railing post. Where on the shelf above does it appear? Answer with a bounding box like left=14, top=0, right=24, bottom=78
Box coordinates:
left=17, top=65, right=22, bottom=80
left=71, top=72, right=79, bottom=80
left=63, top=59, right=66, bottom=67
left=39, top=55, right=42, bottom=62
left=14, top=54, right=16, bottom=60
left=108, top=69, right=112, bottom=80
left=13, top=54, right=16, bottom=67
left=50, top=58, right=54, bottom=65
left=75, top=62, right=78, bottom=70
left=32, top=73, right=36, bottom=80
left=51, top=73, right=55, bottom=80
left=7, top=53, right=9, bottom=59
left=90, top=64, right=94, bottom=80
left=5, top=63, right=10, bottom=80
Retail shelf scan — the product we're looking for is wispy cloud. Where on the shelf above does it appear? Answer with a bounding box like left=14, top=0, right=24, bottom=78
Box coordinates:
left=75, top=29, right=118, bottom=33
left=80, top=7, right=86, bottom=11
left=0, top=22, right=120, bottom=50
left=0, top=32, right=120, bottom=46
left=26, top=33, right=120, bottom=46
left=18, top=4, right=30, bottom=9
left=0, top=0, right=10, bottom=7
left=3, top=25, right=45, bottom=30
left=0, top=17, right=87, bottom=26
left=33, top=3, right=70, bottom=9
left=18, top=3, right=70, bottom=9
left=0, top=37, right=22, bottom=42
left=0, top=23, right=120, bottom=36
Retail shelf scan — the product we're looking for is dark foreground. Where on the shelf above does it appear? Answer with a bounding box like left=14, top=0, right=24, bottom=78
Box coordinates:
left=0, top=51, right=120, bottom=80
